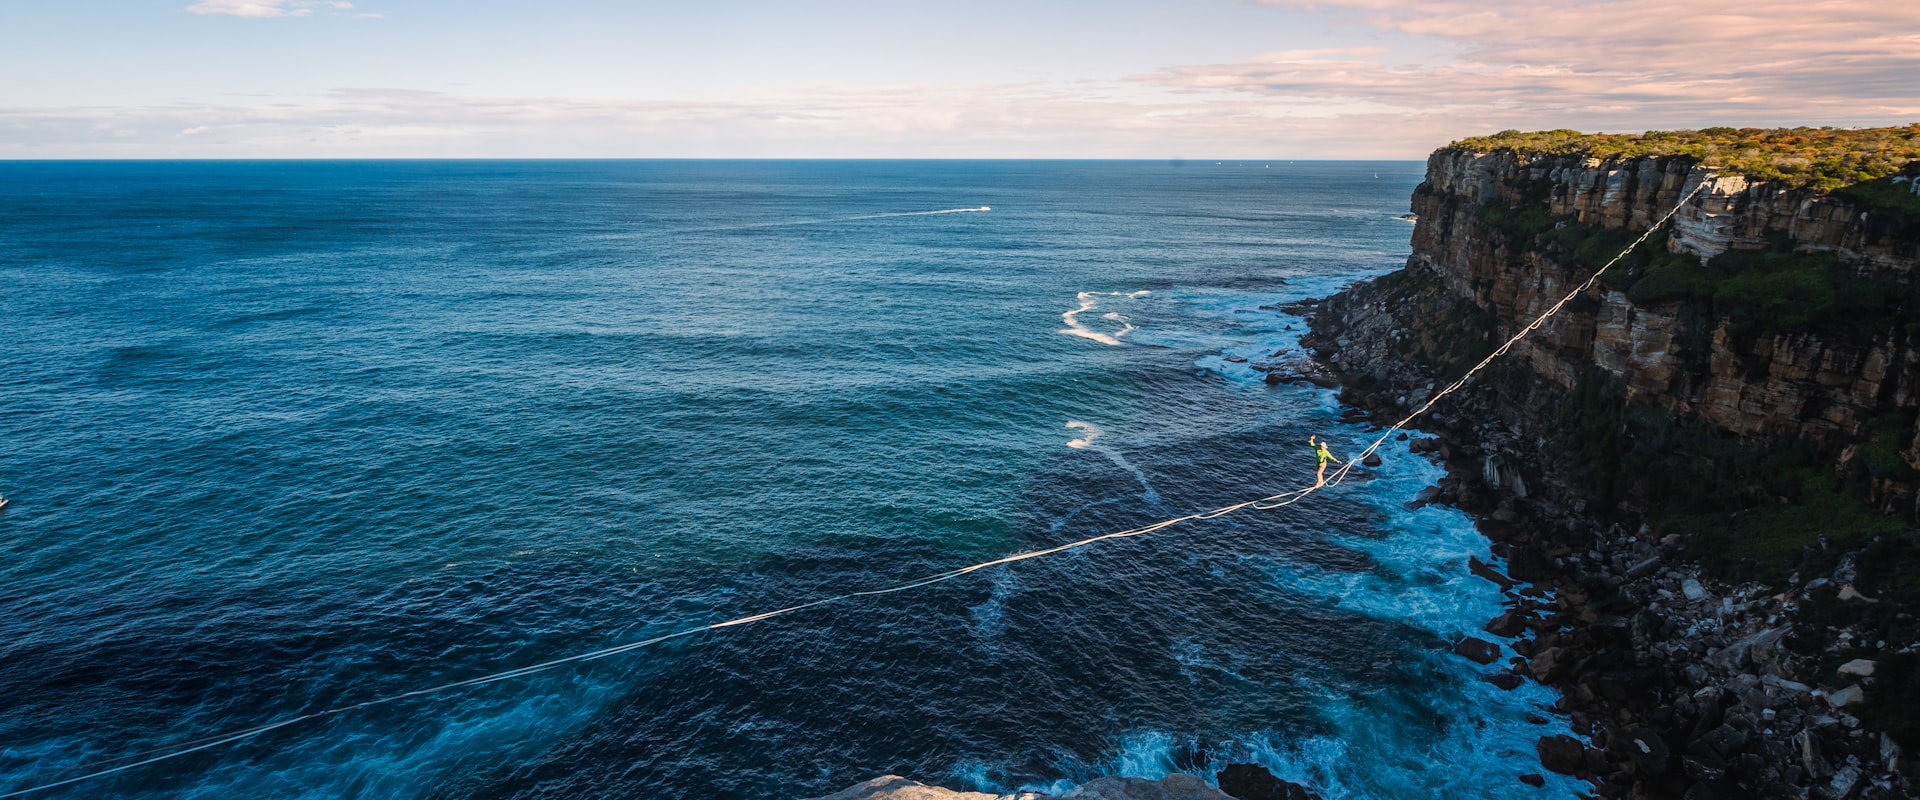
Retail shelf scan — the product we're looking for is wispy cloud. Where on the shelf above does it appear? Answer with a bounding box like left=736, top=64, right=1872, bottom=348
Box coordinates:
left=184, top=0, right=358, bottom=18
left=1153, top=0, right=1920, bottom=133
left=25, top=0, right=1920, bottom=158
left=0, top=83, right=1384, bottom=158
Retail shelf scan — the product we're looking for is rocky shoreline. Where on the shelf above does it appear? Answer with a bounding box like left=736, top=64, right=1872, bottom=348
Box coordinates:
left=807, top=766, right=1322, bottom=800
left=1299, top=285, right=1915, bottom=800
left=812, top=134, right=1920, bottom=800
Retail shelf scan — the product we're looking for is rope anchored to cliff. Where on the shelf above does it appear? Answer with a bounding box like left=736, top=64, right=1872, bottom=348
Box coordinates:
left=0, top=178, right=1711, bottom=799
left=1318, top=177, right=1709, bottom=487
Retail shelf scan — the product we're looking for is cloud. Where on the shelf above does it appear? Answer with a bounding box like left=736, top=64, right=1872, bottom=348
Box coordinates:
left=0, top=83, right=1411, bottom=158
left=1154, top=0, right=1920, bottom=134
left=185, top=1, right=357, bottom=18
left=22, top=0, right=1920, bottom=158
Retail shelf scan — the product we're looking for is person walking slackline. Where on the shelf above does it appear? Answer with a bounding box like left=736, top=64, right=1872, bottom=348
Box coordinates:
left=1310, top=435, right=1341, bottom=486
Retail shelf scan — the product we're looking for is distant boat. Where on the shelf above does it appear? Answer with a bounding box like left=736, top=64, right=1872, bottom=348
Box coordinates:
left=980, top=206, right=990, bottom=211
left=0, top=494, right=9, bottom=511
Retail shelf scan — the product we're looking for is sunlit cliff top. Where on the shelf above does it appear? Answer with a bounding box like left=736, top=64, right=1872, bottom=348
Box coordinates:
left=1445, top=125, right=1920, bottom=191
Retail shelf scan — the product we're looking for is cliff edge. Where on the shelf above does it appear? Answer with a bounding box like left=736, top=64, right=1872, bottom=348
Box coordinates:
left=1306, top=126, right=1920, bottom=799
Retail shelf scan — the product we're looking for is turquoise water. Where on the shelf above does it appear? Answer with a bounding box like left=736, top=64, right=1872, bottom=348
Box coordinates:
left=0, top=161, right=1580, bottom=798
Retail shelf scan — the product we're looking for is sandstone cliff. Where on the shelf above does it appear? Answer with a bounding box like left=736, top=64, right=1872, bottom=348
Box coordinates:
left=1305, top=137, right=1920, bottom=800
left=1348, top=148, right=1920, bottom=506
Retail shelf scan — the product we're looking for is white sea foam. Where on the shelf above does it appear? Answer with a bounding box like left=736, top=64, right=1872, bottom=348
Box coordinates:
left=1060, top=290, right=1148, bottom=346
left=1064, top=420, right=1103, bottom=449
left=969, top=571, right=1018, bottom=642
left=1029, top=285, right=1584, bottom=799
left=1064, top=420, right=1160, bottom=505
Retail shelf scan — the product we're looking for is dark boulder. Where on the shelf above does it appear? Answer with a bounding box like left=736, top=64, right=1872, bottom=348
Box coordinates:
left=1469, top=557, right=1517, bottom=590
left=1529, top=646, right=1569, bottom=682
left=1615, top=727, right=1671, bottom=776
left=1403, top=485, right=1442, bottom=510
left=1518, top=773, right=1546, bottom=787
left=1536, top=734, right=1588, bottom=775
left=1485, top=612, right=1528, bottom=638
left=1452, top=636, right=1503, bottom=665
left=1484, top=671, right=1526, bottom=690
left=1215, top=763, right=1319, bottom=800
left=1701, top=724, right=1748, bottom=758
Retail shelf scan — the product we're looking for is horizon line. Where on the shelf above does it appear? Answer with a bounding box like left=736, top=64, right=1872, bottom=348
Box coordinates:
left=0, top=156, right=1429, bottom=163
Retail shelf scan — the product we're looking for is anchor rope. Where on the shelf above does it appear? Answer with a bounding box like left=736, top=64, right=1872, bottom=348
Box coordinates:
left=0, top=178, right=1708, bottom=799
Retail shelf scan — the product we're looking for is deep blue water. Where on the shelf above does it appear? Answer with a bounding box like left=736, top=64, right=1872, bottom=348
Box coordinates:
left=0, top=161, right=1580, bottom=799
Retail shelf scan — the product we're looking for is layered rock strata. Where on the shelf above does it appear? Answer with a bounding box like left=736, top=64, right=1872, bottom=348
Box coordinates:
left=1304, top=148, right=1920, bottom=798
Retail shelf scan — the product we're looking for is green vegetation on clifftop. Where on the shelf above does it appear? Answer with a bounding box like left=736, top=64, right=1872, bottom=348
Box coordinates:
left=1446, top=125, right=1920, bottom=191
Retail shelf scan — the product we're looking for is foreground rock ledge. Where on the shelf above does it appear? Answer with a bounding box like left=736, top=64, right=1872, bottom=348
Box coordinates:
left=808, top=774, right=1235, bottom=800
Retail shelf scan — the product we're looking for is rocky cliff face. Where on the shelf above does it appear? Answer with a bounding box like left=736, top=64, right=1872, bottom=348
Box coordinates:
left=1326, top=149, right=1920, bottom=513
left=1305, top=149, right=1920, bottom=800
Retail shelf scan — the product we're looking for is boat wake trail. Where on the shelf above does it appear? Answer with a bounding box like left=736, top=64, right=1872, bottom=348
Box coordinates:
left=681, top=207, right=990, bottom=232
left=848, top=206, right=991, bottom=220
left=1060, top=291, right=1148, bottom=346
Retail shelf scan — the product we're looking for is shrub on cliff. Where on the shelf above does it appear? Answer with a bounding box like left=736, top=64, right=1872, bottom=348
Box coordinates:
left=1446, top=125, right=1920, bottom=192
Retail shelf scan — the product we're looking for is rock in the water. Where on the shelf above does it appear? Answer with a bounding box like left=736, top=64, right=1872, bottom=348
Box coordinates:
left=1536, top=734, right=1587, bottom=776
left=1467, top=556, right=1515, bottom=590
left=1484, top=671, right=1526, bottom=690
left=809, top=775, right=1025, bottom=800
left=1062, top=774, right=1235, bottom=800
left=1529, top=646, right=1569, bottom=682
left=1485, top=611, right=1528, bottom=637
left=1361, top=452, right=1382, bottom=467
left=1215, top=763, right=1320, bottom=800
left=1517, top=773, right=1545, bottom=787
left=1403, top=485, right=1442, bottom=510
left=1452, top=636, right=1503, bottom=665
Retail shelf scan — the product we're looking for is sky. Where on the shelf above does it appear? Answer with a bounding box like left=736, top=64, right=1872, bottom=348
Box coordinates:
left=2, top=0, right=1915, bottom=158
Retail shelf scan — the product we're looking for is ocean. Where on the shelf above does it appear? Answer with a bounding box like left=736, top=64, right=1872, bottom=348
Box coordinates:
left=0, top=160, right=1582, bottom=799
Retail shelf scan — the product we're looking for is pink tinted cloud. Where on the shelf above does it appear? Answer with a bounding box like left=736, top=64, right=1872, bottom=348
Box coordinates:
left=0, top=84, right=1355, bottom=158
left=1155, top=0, right=1920, bottom=130
left=185, top=1, right=357, bottom=18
